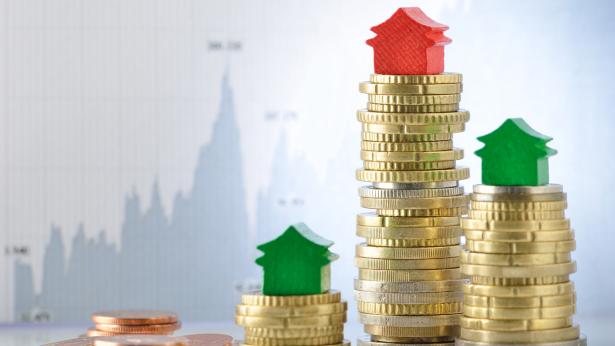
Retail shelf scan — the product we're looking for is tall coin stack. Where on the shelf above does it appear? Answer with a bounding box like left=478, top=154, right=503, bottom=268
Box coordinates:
left=458, top=184, right=585, bottom=346
left=356, top=6, right=471, bottom=345
left=458, top=117, right=585, bottom=346
left=236, top=291, right=348, bottom=346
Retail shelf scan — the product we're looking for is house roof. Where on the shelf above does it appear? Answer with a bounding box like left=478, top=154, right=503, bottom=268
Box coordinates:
left=476, top=118, right=557, bottom=158
left=256, top=223, right=337, bottom=262
left=368, top=7, right=451, bottom=46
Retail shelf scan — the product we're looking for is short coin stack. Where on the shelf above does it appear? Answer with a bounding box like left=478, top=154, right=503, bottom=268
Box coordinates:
left=355, top=72, right=470, bottom=346
left=458, top=185, right=586, bottom=346
left=87, top=310, right=181, bottom=337
left=236, top=291, right=349, bottom=346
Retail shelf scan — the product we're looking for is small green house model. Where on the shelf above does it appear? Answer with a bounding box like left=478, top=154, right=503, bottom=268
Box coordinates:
left=476, top=118, right=557, bottom=186
left=256, top=223, right=338, bottom=296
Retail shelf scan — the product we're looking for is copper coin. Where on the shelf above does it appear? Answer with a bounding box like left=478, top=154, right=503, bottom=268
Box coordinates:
left=94, top=335, right=189, bottom=346
left=88, top=328, right=123, bottom=337
left=92, top=310, right=178, bottom=325
left=95, top=322, right=181, bottom=334
left=183, top=334, right=234, bottom=346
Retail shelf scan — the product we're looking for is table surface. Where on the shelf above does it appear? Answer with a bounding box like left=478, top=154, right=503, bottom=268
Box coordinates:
left=0, top=316, right=611, bottom=346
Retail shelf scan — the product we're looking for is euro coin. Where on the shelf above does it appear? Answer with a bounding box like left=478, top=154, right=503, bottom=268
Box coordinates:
left=243, top=326, right=344, bottom=338
left=356, top=167, right=470, bottom=183
left=357, top=213, right=459, bottom=227
left=463, top=305, right=575, bottom=320
left=354, top=291, right=463, bottom=304
left=461, top=262, right=576, bottom=278
left=464, top=293, right=575, bottom=308
left=360, top=140, right=453, bottom=152
left=359, top=186, right=463, bottom=199
left=235, top=313, right=346, bottom=329
left=460, top=252, right=572, bottom=266
left=240, top=291, right=340, bottom=306
left=362, top=123, right=465, bottom=135
left=363, top=160, right=456, bottom=171
left=462, top=219, right=570, bottom=231
left=459, top=325, right=579, bottom=343
left=93, top=323, right=181, bottom=334
left=471, top=275, right=570, bottom=286
left=369, top=73, right=462, bottom=84
left=463, top=229, right=574, bottom=242
left=455, top=336, right=586, bottom=346
left=359, top=82, right=462, bottom=95
left=358, top=268, right=462, bottom=281
left=367, top=237, right=460, bottom=247
left=368, top=94, right=461, bottom=106
left=235, top=302, right=347, bottom=317
left=357, top=225, right=462, bottom=240
left=377, top=207, right=467, bottom=217
left=473, top=184, right=563, bottom=194
left=354, top=279, right=467, bottom=293
left=357, top=338, right=454, bottom=346
left=460, top=316, right=572, bottom=332
left=243, top=334, right=343, bottom=346
left=468, top=210, right=565, bottom=221
left=358, top=313, right=460, bottom=327
left=357, top=110, right=469, bottom=125
left=355, top=244, right=462, bottom=259
left=367, top=102, right=459, bottom=113
left=360, top=149, right=464, bottom=162
left=364, top=325, right=460, bottom=338
left=357, top=301, right=463, bottom=315
left=361, top=195, right=468, bottom=209
left=355, top=257, right=460, bottom=270
left=362, top=131, right=453, bottom=142
left=470, top=200, right=567, bottom=211
left=463, top=282, right=574, bottom=298
left=464, top=240, right=576, bottom=254
left=471, top=192, right=566, bottom=202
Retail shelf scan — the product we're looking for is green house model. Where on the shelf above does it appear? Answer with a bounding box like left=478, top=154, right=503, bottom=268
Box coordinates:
left=256, top=223, right=338, bottom=296
left=476, top=118, right=557, bottom=186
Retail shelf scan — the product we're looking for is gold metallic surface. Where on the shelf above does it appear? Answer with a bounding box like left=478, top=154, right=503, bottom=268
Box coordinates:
left=358, top=313, right=460, bottom=327
left=354, top=290, right=463, bottom=304
left=362, top=123, right=465, bottom=135
left=470, top=200, right=567, bottom=211
left=356, top=167, right=470, bottom=183
left=362, top=131, right=453, bottom=142
left=367, top=102, right=459, bottom=113
left=360, top=140, right=453, bottom=152
left=463, top=229, right=574, bottom=243
left=357, top=302, right=463, bottom=316
left=361, top=194, right=468, bottom=209
left=357, top=110, right=469, bottom=125
left=355, top=244, right=462, bottom=259
left=459, top=325, right=579, bottom=343
left=464, top=293, right=575, bottom=308
left=355, top=257, right=460, bottom=270
left=235, top=313, right=346, bottom=329
left=464, top=240, right=576, bottom=254
left=461, top=218, right=570, bottom=231
left=243, top=334, right=343, bottom=346
left=463, top=305, right=575, bottom=320
left=354, top=279, right=467, bottom=293
left=367, top=94, right=461, bottom=106
left=460, top=252, right=572, bottom=266
left=359, top=82, right=462, bottom=95
left=460, top=316, right=572, bottom=332
left=468, top=210, right=565, bottom=221
left=358, top=268, right=462, bottom=281
left=360, top=149, right=464, bottom=162
left=364, top=324, right=460, bottom=338
left=357, top=214, right=459, bottom=227
left=377, top=207, right=467, bottom=217
left=461, top=262, right=576, bottom=278
left=369, top=73, right=463, bottom=84
left=235, top=302, right=347, bottom=317
left=240, top=291, right=340, bottom=307
left=243, top=326, right=344, bottom=338
left=363, top=160, right=456, bottom=171
left=470, top=275, right=570, bottom=286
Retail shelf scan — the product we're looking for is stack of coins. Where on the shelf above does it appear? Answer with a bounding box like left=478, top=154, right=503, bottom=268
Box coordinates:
left=87, top=310, right=181, bottom=337
left=355, top=72, right=470, bottom=346
left=235, top=291, right=349, bottom=346
left=458, top=185, right=586, bottom=346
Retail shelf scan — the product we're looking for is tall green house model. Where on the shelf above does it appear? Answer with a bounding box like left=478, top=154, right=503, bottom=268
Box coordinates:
left=256, top=223, right=339, bottom=296
left=476, top=118, right=557, bottom=186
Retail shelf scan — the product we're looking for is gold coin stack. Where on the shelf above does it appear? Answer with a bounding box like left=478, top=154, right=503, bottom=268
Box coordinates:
left=458, top=184, right=586, bottom=346
left=355, top=73, right=470, bottom=346
left=235, top=291, right=349, bottom=346
left=87, top=310, right=181, bottom=337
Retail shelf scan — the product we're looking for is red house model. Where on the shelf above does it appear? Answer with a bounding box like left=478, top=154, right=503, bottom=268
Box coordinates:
left=367, top=7, right=451, bottom=75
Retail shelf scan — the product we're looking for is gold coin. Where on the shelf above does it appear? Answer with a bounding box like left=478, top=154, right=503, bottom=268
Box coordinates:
left=235, top=313, right=346, bottom=329
left=371, top=335, right=455, bottom=343
left=471, top=192, right=566, bottom=202
left=461, top=262, right=576, bottom=278
left=354, top=279, right=467, bottom=293
left=377, top=207, right=467, bottom=217
left=463, top=229, right=575, bottom=243
left=365, top=325, right=460, bottom=338
left=235, top=302, right=347, bottom=317
left=370, top=73, right=463, bottom=84
left=357, top=301, right=463, bottom=315
left=358, top=268, right=462, bottom=281
left=357, top=110, right=469, bottom=125
left=464, top=293, right=575, bottom=308
left=462, top=219, right=570, bottom=231
left=363, top=123, right=465, bottom=135
left=356, top=244, right=462, bottom=259
left=464, top=240, right=576, bottom=254
left=374, top=181, right=458, bottom=189
left=463, top=305, right=575, bottom=320
left=360, top=140, right=453, bottom=152
left=368, top=94, right=461, bottom=106
left=357, top=167, right=469, bottom=183
left=354, top=290, right=463, bottom=304
left=359, top=186, right=464, bottom=199
left=470, top=200, right=567, bottom=211
left=359, top=82, right=462, bottom=95
left=471, top=275, right=569, bottom=286
left=460, top=316, right=572, bottom=332
left=362, top=131, right=453, bottom=142
left=358, top=213, right=459, bottom=227
left=357, top=338, right=454, bottom=346
left=357, top=225, right=462, bottom=240
left=243, top=335, right=343, bottom=346
left=473, top=184, right=563, bottom=194
left=363, top=160, right=456, bottom=171
left=355, top=257, right=460, bottom=270
left=361, top=149, right=464, bottom=162
left=367, top=103, right=459, bottom=113
left=362, top=195, right=468, bottom=209
left=460, top=325, right=579, bottom=343
left=464, top=282, right=574, bottom=298
left=359, top=313, right=460, bottom=327
left=367, top=238, right=460, bottom=247
left=468, top=210, right=565, bottom=221
left=244, top=326, right=343, bottom=338
left=460, top=252, right=572, bottom=266
left=240, top=291, right=340, bottom=307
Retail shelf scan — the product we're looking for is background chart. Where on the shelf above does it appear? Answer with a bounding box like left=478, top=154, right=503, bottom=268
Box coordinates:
left=0, top=0, right=614, bottom=337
